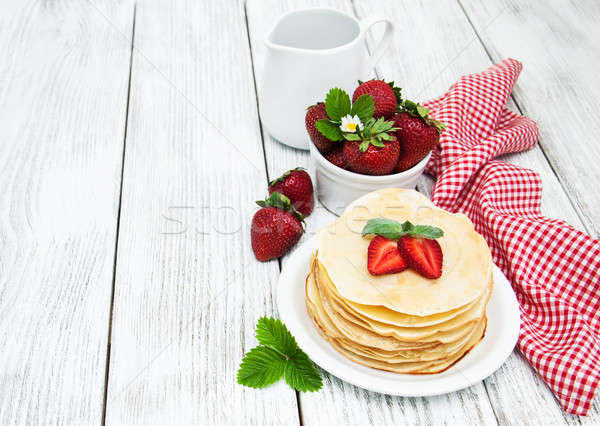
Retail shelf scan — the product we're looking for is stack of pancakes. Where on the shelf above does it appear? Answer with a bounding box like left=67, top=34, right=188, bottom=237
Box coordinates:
left=305, top=189, right=493, bottom=374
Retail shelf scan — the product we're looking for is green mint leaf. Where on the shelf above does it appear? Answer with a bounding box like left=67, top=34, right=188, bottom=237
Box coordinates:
left=315, top=119, right=344, bottom=141
left=325, top=88, right=351, bottom=122
left=401, top=220, right=414, bottom=232
left=350, top=94, right=375, bottom=123
left=256, top=316, right=298, bottom=356
left=409, top=225, right=444, bottom=239
left=343, top=133, right=361, bottom=141
left=283, top=350, right=323, bottom=392
left=362, top=218, right=443, bottom=240
left=237, top=346, right=285, bottom=389
left=362, top=218, right=406, bottom=239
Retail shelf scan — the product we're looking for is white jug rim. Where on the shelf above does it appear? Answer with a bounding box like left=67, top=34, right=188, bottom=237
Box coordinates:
left=264, top=7, right=363, bottom=55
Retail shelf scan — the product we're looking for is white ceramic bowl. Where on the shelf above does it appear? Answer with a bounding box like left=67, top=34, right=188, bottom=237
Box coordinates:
left=309, top=142, right=431, bottom=215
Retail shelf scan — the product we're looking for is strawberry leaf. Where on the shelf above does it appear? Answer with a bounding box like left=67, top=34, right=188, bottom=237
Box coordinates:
left=268, top=167, right=305, bottom=187
left=416, top=105, right=430, bottom=120
left=256, top=192, right=305, bottom=223
left=387, top=81, right=403, bottom=105
left=255, top=316, right=299, bottom=357
left=283, top=350, right=323, bottom=392
left=359, top=140, right=370, bottom=152
left=237, top=317, right=323, bottom=392
left=343, top=133, right=361, bottom=141
left=315, top=119, right=344, bottom=141
left=350, top=94, right=375, bottom=123
left=237, top=346, right=285, bottom=389
left=324, top=88, right=351, bottom=122
left=371, top=139, right=385, bottom=148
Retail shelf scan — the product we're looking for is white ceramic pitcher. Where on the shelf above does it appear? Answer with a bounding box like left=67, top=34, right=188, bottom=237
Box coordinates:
left=259, top=8, right=395, bottom=150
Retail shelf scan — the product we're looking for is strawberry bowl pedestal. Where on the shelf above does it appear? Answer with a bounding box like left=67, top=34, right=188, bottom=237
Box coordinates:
left=309, top=141, right=430, bottom=215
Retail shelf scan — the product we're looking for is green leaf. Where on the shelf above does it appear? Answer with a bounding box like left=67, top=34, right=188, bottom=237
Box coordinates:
left=403, top=99, right=418, bottom=112
left=237, top=317, right=323, bottom=393
left=362, top=218, right=405, bottom=239
left=359, top=140, right=370, bottom=152
left=283, top=351, right=323, bottom=392
left=370, top=116, right=386, bottom=133
left=387, top=81, right=403, bottom=105
left=268, top=167, right=305, bottom=187
left=409, top=225, right=444, bottom=239
left=256, top=316, right=298, bottom=356
left=343, top=133, right=361, bottom=141
left=378, top=132, right=394, bottom=141
left=315, top=119, right=344, bottom=141
left=237, top=346, right=285, bottom=389
left=350, top=94, right=375, bottom=123
left=416, top=105, right=430, bottom=120
left=371, top=139, right=385, bottom=148
left=324, top=88, right=351, bottom=122
left=430, top=118, right=447, bottom=133
left=257, top=193, right=305, bottom=223
left=362, top=218, right=443, bottom=240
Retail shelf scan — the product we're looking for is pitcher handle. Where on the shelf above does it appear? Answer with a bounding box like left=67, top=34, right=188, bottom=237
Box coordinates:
left=360, top=15, right=395, bottom=72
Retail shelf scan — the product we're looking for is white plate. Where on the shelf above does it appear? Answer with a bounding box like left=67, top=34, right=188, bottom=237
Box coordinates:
left=277, top=236, right=520, bottom=397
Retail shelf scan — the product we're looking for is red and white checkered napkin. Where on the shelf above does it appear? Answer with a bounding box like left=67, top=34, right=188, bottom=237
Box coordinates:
left=423, top=58, right=600, bottom=415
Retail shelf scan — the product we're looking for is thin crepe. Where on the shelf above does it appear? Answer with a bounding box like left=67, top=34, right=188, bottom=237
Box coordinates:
left=316, top=189, right=492, bottom=315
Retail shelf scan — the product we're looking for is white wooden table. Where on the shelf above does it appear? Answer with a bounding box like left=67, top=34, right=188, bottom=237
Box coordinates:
left=1, top=0, right=599, bottom=424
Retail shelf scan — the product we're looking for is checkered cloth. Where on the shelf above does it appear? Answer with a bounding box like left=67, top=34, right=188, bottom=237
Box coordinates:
left=423, top=58, right=600, bottom=415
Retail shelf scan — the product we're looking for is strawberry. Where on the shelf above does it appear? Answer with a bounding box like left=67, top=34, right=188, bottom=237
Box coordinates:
left=341, top=116, right=399, bottom=175
left=344, top=137, right=399, bottom=175
left=392, top=100, right=446, bottom=172
left=397, top=235, right=443, bottom=279
left=367, top=236, right=408, bottom=276
left=324, top=146, right=349, bottom=170
left=251, top=192, right=304, bottom=262
left=352, top=80, right=402, bottom=119
left=268, top=167, right=314, bottom=216
left=306, top=103, right=335, bottom=154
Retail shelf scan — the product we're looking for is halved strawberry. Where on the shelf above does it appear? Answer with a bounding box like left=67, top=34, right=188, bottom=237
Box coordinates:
left=367, top=236, right=408, bottom=276
left=397, top=236, right=443, bottom=279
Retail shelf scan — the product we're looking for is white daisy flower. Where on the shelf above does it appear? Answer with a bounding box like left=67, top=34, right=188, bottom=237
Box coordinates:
left=339, top=114, right=364, bottom=133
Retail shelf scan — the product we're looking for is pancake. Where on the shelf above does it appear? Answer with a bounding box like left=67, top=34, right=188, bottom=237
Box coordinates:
left=305, top=189, right=493, bottom=375
left=325, top=317, right=487, bottom=374
left=307, top=276, right=487, bottom=370
left=316, top=188, right=492, bottom=316
left=306, top=266, right=437, bottom=351
left=316, top=258, right=492, bottom=342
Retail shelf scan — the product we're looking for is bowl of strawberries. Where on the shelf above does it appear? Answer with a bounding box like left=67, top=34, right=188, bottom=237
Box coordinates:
left=306, top=79, right=445, bottom=215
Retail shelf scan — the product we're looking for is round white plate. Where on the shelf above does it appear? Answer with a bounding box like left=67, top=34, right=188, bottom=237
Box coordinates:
left=277, top=236, right=520, bottom=397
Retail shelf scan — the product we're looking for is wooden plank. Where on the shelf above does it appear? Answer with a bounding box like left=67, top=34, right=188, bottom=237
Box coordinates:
left=357, top=0, right=599, bottom=423
left=458, top=0, right=600, bottom=237
left=103, top=1, right=299, bottom=425
left=246, top=1, right=498, bottom=425
left=0, top=0, right=134, bottom=424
